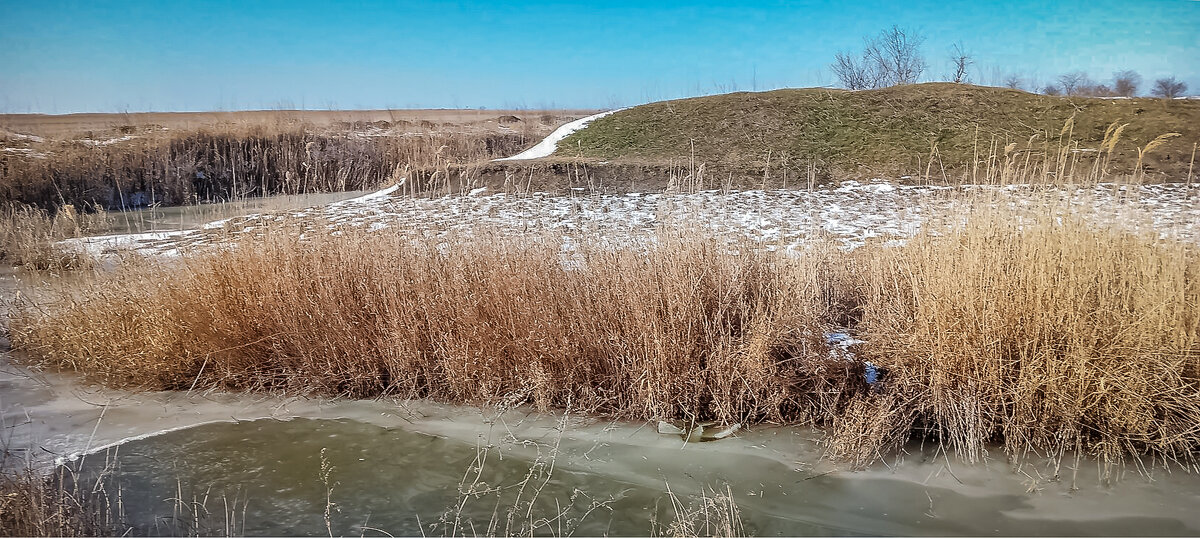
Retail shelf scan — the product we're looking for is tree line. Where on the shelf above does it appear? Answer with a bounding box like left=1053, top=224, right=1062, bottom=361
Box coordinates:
left=830, top=26, right=1189, bottom=98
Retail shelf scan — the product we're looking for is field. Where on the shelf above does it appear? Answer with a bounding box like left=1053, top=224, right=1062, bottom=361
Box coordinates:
left=0, top=107, right=593, bottom=267
left=559, top=83, right=1200, bottom=183
left=3, top=86, right=1200, bottom=535
left=0, top=108, right=593, bottom=212
left=0, top=109, right=590, bottom=139
left=6, top=85, right=1198, bottom=221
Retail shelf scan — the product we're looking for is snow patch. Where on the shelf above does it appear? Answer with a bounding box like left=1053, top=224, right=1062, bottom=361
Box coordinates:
left=60, top=182, right=1200, bottom=261
left=78, top=135, right=138, bottom=147
left=494, top=109, right=625, bottom=161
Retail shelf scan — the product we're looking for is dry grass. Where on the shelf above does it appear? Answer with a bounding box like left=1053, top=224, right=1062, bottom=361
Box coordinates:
left=9, top=192, right=1199, bottom=473
left=840, top=206, right=1200, bottom=475
left=9, top=228, right=842, bottom=424
left=0, top=203, right=109, bottom=270
left=561, top=83, right=1200, bottom=183
left=0, top=109, right=586, bottom=139
left=658, top=484, right=744, bottom=538
left=0, top=121, right=540, bottom=211
left=0, top=467, right=119, bottom=536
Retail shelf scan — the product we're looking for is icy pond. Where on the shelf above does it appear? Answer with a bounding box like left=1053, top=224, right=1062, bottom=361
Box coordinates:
left=3, top=348, right=1200, bottom=536
left=62, top=181, right=1200, bottom=258
left=94, top=190, right=374, bottom=236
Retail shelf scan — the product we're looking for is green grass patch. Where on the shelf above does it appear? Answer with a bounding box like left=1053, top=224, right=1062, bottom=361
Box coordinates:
left=558, top=83, right=1200, bottom=180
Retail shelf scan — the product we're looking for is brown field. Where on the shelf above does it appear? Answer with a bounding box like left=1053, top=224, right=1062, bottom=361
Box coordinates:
left=0, top=108, right=596, bottom=220
left=0, top=108, right=598, bottom=139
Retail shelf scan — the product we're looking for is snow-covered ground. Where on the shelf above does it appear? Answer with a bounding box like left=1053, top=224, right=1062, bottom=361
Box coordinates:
left=1, top=147, right=48, bottom=159
left=0, top=131, right=45, bottom=143
left=77, top=135, right=138, bottom=147
left=60, top=181, right=1200, bottom=258
left=494, top=109, right=623, bottom=161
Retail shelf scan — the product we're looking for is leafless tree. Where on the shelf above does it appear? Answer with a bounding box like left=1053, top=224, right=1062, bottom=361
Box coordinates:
left=1042, top=84, right=1063, bottom=96
left=1087, top=83, right=1115, bottom=97
left=1113, top=70, right=1141, bottom=97
left=1152, top=76, right=1188, bottom=99
left=1057, top=72, right=1091, bottom=96
left=831, top=50, right=881, bottom=90
left=830, top=25, right=926, bottom=89
left=866, top=25, right=927, bottom=86
left=949, top=42, right=972, bottom=83
left=1003, top=74, right=1024, bottom=90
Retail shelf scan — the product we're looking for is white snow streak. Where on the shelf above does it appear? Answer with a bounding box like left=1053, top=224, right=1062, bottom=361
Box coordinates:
left=493, top=109, right=624, bottom=161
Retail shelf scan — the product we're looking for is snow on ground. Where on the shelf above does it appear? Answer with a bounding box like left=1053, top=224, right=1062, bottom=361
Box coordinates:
left=0, top=131, right=45, bottom=143
left=1, top=147, right=49, bottom=159
left=77, top=135, right=138, bottom=147
left=493, top=109, right=624, bottom=161
left=59, top=181, right=1200, bottom=259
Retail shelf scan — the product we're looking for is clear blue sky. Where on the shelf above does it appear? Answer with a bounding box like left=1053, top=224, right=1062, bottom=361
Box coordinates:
left=1, top=0, right=1196, bottom=113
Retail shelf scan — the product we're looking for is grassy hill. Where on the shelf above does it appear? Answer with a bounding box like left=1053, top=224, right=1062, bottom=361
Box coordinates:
left=556, top=83, right=1200, bottom=182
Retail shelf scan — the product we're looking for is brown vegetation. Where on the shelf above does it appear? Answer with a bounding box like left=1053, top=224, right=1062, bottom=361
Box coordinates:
left=0, top=468, right=118, bottom=536
left=0, top=203, right=108, bottom=269
left=0, top=125, right=527, bottom=211
left=0, top=110, right=589, bottom=211
left=0, top=108, right=586, bottom=139
left=828, top=206, right=1200, bottom=474
left=9, top=193, right=1199, bottom=473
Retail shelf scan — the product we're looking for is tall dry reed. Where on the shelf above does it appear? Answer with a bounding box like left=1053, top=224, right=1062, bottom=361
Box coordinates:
left=9, top=229, right=849, bottom=424
left=0, top=467, right=120, bottom=536
left=0, top=202, right=109, bottom=269
left=830, top=205, right=1200, bottom=475
left=8, top=195, right=1200, bottom=471
left=1, top=124, right=529, bottom=210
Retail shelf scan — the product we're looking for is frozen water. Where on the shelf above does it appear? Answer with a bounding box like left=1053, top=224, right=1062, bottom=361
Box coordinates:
left=59, top=182, right=1200, bottom=259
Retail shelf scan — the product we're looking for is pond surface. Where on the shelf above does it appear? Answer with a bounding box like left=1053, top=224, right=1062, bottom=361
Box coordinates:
left=69, top=418, right=759, bottom=536
left=58, top=415, right=1200, bottom=537
left=0, top=357, right=1184, bottom=538
left=97, top=190, right=373, bottom=236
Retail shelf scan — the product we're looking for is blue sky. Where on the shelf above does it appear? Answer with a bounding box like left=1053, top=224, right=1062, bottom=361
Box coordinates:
left=1, top=0, right=1196, bottom=113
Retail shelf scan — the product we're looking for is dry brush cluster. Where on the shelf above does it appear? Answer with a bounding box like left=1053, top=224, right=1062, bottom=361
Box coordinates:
left=0, top=467, right=120, bottom=537
left=0, top=123, right=531, bottom=211
left=9, top=196, right=1199, bottom=474
left=0, top=121, right=538, bottom=267
left=0, top=202, right=110, bottom=270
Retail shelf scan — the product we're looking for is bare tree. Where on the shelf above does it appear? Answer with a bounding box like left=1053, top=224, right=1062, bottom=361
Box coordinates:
left=1087, top=83, right=1115, bottom=97
left=831, top=25, right=927, bottom=89
left=1003, top=74, right=1024, bottom=90
left=831, top=51, right=880, bottom=90
left=1042, top=84, right=1063, bottom=96
left=1113, top=70, right=1141, bottom=97
left=949, top=42, right=972, bottom=83
left=1057, top=72, right=1091, bottom=96
left=1152, top=76, right=1188, bottom=99
left=865, top=25, right=927, bottom=86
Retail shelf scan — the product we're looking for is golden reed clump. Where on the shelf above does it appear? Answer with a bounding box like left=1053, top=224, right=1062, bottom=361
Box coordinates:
left=10, top=228, right=849, bottom=422
left=9, top=198, right=1200, bottom=472
left=828, top=205, right=1200, bottom=474
left=0, top=202, right=109, bottom=270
